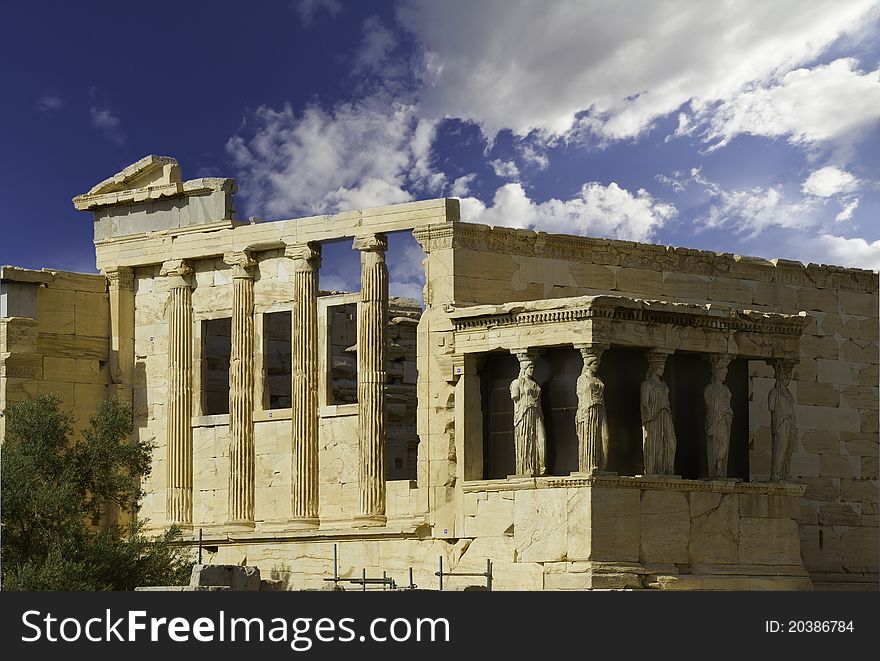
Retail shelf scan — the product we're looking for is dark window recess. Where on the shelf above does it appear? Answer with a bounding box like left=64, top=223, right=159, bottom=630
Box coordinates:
left=601, top=348, right=648, bottom=476
left=480, top=348, right=581, bottom=479
left=264, top=311, right=292, bottom=409
left=481, top=353, right=518, bottom=479
left=202, top=318, right=231, bottom=416
left=328, top=303, right=358, bottom=405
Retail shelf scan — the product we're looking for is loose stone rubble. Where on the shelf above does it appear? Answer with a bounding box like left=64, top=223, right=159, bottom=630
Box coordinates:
left=1, top=154, right=877, bottom=590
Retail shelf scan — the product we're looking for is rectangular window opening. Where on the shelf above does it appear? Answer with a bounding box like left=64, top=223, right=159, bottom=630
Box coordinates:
left=264, top=310, right=292, bottom=409
left=202, top=317, right=231, bottom=416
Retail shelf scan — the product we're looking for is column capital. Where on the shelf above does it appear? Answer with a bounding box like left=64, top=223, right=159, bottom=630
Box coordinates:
left=512, top=348, right=541, bottom=364
left=575, top=343, right=608, bottom=358
left=159, top=259, right=193, bottom=279
left=284, top=242, right=322, bottom=271
left=353, top=233, right=388, bottom=253
left=223, top=251, right=257, bottom=278
left=103, top=266, right=135, bottom=291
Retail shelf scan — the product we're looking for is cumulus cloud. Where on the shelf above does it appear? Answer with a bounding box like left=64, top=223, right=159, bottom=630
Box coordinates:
left=802, top=166, right=860, bottom=197
left=805, top=234, right=880, bottom=270
left=227, top=94, right=450, bottom=218
left=89, top=107, right=125, bottom=145
left=398, top=0, right=878, bottom=142
left=694, top=58, right=880, bottom=158
left=459, top=181, right=676, bottom=242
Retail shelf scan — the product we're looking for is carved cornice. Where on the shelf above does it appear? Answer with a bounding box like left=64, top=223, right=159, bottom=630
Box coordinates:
left=103, top=266, right=135, bottom=291
left=450, top=297, right=810, bottom=338
left=412, top=224, right=455, bottom=253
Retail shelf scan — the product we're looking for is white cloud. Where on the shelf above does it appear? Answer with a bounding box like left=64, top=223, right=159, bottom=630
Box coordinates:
left=517, top=143, right=549, bottom=170
left=806, top=234, right=880, bottom=270
left=355, top=16, right=397, bottom=73
left=460, top=181, right=676, bottom=242
left=227, top=94, right=449, bottom=217
left=489, top=159, right=520, bottom=179
left=450, top=173, right=476, bottom=197
left=89, top=107, right=125, bottom=145
left=36, top=93, right=63, bottom=114
left=802, top=166, right=860, bottom=197
left=835, top=199, right=860, bottom=223
left=295, top=0, right=341, bottom=26
left=398, top=0, right=878, bottom=142
left=702, top=185, right=816, bottom=236
left=696, top=58, right=880, bottom=157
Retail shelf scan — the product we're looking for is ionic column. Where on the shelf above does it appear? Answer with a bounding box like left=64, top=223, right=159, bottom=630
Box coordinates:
left=224, top=251, right=257, bottom=527
left=354, top=234, right=388, bottom=523
left=286, top=242, right=322, bottom=527
left=104, top=266, right=135, bottom=407
left=160, top=259, right=194, bottom=527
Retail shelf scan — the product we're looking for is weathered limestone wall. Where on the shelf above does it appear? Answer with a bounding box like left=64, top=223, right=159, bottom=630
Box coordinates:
left=0, top=268, right=110, bottom=440
left=442, top=223, right=879, bottom=589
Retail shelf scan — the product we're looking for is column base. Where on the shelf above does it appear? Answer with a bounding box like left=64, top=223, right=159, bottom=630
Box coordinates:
left=225, top=520, right=256, bottom=532
left=285, top=517, right=320, bottom=530
left=353, top=514, right=387, bottom=528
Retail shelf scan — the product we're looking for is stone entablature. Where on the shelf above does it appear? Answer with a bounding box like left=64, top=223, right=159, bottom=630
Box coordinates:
left=448, top=295, right=809, bottom=358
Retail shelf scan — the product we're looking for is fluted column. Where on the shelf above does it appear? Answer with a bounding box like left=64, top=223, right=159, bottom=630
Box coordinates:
left=160, top=259, right=193, bottom=527
left=354, top=233, right=388, bottom=523
left=224, top=251, right=257, bottom=527
left=104, top=266, right=135, bottom=407
left=286, top=242, right=322, bottom=527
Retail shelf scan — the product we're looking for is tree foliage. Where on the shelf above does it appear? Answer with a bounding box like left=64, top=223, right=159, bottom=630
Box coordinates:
left=1, top=394, right=193, bottom=590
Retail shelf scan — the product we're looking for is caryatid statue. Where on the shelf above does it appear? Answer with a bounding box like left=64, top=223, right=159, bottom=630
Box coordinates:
left=510, top=353, right=547, bottom=477
left=640, top=351, right=677, bottom=475
left=576, top=346, right=609, bottom=473
left=769, top=359, right=797, bottom=482
left=704, top=354, right=733, bottom=479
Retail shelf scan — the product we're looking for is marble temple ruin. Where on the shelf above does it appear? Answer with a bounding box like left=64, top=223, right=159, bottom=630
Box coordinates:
left=1, top=155, right=878, bottom=590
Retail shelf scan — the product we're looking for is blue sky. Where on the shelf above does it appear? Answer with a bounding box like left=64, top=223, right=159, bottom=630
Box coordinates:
left=2, top=0, right=879, bottom=300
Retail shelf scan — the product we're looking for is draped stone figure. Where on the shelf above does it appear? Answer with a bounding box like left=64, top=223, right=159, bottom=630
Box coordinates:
left=510, top=354, right=546, bottom=477
left=704, top=355, right=733, bottom=479
left=640, top=352, right=677, bottom=475
left=576, top=347, right=609, bottom=473
left=769, top=359, right=797, bottom=482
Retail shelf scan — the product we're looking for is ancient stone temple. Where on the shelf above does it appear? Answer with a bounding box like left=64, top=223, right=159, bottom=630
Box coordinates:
left=1, top=155, right=878, bottom=590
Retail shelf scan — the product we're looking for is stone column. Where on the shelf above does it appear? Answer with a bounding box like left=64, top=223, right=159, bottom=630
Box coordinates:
left=704, top=354, right=733, bottom=479
left=160, top=259, right=194, bottom=527
left=224, top=251, right=257, bottom=528
left=575, top=344, right=609, bottom=474
left=354, top=233, right=388, bottom=523
left=286, top=242, right=322, bottom=527
left=769, top=358, right=797, bottom=482
left=104, top=266, right=135, bottom=406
